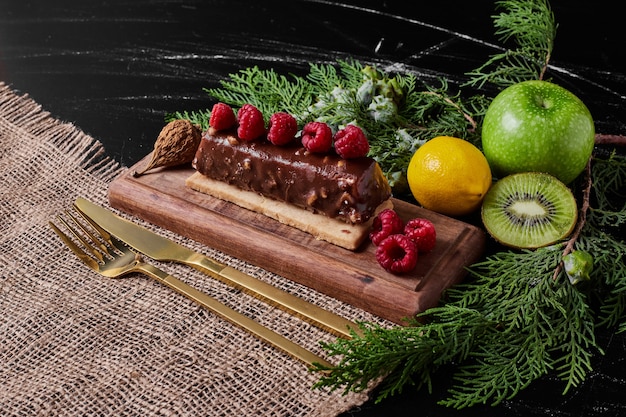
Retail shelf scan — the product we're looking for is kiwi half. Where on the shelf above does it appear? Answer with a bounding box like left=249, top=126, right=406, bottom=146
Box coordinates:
left=481, top=172, right=578, bottom=249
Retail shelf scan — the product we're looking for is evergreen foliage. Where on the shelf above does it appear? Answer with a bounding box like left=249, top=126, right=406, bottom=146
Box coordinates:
left=168, top=0, right=626, bottom=407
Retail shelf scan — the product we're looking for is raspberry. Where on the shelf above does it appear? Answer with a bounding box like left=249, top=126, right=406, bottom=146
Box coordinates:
left=334, top=125, right=369, bottom=159
left=237, top=104, right=266, bottom=141
left=375, top=234, right=418, bottom=274
left=301, top=121, right=333, bottom=153
left=369, top=209, right=404, bottom=246
left=267, top=112, right=298, bottom=145
left=209, top=102, right=236, bottom=131
left=404, top=218, right=437, bottom=253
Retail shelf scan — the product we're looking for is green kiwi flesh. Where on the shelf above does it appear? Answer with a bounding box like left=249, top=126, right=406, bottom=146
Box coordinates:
left=481, top=172, right=578, bottom=249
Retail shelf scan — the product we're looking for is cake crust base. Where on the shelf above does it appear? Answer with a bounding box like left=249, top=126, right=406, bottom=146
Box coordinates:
left=185, top=171, right=392, bottom=250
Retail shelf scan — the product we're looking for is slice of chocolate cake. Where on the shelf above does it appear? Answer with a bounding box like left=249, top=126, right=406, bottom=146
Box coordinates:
left=186, top=128, right=393, bottom=249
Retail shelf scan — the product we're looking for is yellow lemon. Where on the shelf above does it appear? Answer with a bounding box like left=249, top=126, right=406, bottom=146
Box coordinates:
left=407, top=136, right=492, bottom=216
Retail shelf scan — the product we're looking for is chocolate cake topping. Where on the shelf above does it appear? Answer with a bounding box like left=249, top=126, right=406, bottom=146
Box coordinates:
left=192, top=129, right=392, bottom=224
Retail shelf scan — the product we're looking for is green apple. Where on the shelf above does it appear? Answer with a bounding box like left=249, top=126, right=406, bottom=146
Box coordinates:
left=481, top=80, right=595, bottom=184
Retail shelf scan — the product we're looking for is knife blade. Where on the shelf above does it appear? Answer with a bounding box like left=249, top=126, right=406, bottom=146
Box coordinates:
left=75, top=197, right=362, bottom=338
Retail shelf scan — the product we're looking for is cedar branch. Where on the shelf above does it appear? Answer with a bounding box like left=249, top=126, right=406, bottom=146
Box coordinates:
left=595, top=133, right=626, bottom=146
left=552, top=131, right=624, bottom=281
left=553, top=157, right=593, bottom=280
left=422, top=91, right=478, bottom=131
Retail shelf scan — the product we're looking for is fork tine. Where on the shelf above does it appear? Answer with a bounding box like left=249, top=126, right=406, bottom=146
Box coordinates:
left=56, top=212, right=107, bottom=262
left=73, top=204, right=128, bottom=253
left=49, top=220, right=100, bottom=271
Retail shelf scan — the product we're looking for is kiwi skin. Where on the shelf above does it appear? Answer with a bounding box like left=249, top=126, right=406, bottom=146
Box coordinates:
left=481, top=172, right=578, bottom=249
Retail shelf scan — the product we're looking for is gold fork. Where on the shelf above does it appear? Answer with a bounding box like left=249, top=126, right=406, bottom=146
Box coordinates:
left=49, top=207, right=333, bottom=371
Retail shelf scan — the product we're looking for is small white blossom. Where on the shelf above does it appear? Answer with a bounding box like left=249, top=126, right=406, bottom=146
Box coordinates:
left=367, top=95, right=397, bottom=123
left=395, top=129, right=425, bottom=153
left=356, top=79, right=375, bottom=105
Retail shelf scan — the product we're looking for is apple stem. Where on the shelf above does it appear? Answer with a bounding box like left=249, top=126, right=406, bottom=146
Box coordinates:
left=595, top=133, right=626, bottom=146
left=553, top=158, right=592, bottom=281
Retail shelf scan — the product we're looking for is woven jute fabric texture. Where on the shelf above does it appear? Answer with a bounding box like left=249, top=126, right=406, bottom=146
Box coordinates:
left=0, top=82, right=390, bottom=416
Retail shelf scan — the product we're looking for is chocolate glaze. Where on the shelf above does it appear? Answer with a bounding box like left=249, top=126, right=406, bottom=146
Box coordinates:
left=192, top=128, right=392, bottom=224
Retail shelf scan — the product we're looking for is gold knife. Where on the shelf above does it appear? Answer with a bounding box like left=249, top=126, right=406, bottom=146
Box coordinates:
left=75, top=197, right=362, bottom=338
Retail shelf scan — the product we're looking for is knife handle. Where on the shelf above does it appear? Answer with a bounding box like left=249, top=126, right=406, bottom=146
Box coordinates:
left=188, top=254, right=363, bottom=339
left=139, top=261, right=333, bottom=370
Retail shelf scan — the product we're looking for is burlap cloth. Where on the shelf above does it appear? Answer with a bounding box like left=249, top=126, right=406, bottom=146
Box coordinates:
left=0, top=82, right=391, bottom=416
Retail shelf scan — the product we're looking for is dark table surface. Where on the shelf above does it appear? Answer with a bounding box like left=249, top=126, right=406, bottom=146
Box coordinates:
left=2, top=1, right=625, bottom=415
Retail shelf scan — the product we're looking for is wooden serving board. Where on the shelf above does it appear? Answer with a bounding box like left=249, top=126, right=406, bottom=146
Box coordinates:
left=108, top=155, right=486, bottom=324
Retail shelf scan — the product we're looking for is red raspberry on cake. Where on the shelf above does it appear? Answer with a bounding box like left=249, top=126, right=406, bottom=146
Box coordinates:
left=375, top=234, right=418, bottom=274
left=404, top=218, right=437, bottom=253
left=209, top=102, right=236, bottom=131
left=301, top=121, right=333, bottom=153
left=237, top=104, right=266, bottom=141
left=369, top=209, right=404, bottom=246
left=334, top=125, right=369, bottom=159
left=267, top=112, right=298, bottom=145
